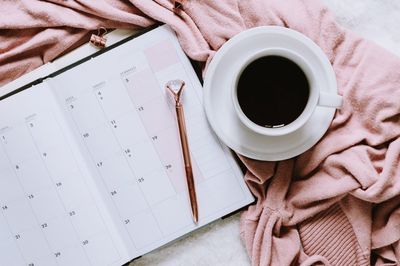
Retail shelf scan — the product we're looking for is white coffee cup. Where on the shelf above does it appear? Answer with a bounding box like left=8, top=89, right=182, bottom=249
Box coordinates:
left=231, top=48, right=342, bottom=137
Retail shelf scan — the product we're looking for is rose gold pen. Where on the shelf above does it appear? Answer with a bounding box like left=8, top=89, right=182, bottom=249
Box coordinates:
left=166, top=79, right=198, bottom=223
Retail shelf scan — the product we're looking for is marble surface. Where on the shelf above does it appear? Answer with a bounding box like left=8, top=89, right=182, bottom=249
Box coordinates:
left=131, top=1, right=400, bottom=265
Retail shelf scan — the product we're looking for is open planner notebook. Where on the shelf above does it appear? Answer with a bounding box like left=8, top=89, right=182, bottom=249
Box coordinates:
left=0, top=25, right=253, bottom=266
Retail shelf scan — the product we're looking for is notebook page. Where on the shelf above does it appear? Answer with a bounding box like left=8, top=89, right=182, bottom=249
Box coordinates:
left=49, top=25, right=254, bottom=261
left=0, top=82, right=130, bottom=266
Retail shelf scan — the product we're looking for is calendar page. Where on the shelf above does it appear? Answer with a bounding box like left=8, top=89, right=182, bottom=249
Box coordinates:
left=0, top=25, right=253, bottom=266
left=0, top=82, right=130, bottom=266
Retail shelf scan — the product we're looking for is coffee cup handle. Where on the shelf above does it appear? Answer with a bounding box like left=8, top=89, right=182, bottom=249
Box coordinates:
left=318, top=91, right=343, bottom=109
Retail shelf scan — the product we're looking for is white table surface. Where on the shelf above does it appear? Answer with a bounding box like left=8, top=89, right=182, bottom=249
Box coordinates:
left=131, top=1, right=400, bottom=265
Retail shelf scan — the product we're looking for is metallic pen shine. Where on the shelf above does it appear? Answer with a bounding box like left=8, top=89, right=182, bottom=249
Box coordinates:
left=166, top=79, right=199, bottom=223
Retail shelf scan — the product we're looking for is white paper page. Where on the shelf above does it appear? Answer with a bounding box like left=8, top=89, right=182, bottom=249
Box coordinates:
left=49, top=25, right=254, bottom=261
left=0, top=82, right=130, bottom=266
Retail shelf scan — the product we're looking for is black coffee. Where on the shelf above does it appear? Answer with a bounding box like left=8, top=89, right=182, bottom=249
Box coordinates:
left=237, top=56, right=309, bottom=128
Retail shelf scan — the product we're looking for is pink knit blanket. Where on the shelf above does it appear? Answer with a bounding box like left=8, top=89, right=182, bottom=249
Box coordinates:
left=1, top=1, right=399, bottom=265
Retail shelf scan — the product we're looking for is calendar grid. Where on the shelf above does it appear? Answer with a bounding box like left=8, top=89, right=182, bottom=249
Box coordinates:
left=66, top=103, right=139, bottom=250
left=122, top=69, right=196, bottom=189
left=0, top=216, right=27, bottom=265
left=119, top=72, right=189, bottom=227
left=91, top=82, right=167, bottom=247
left=0, top=88, right=125, bottom=266
left=120, top=75, right=184, bottom=188
left=48, top=112, right=125, bottom=263
left=63, top=81, right=170, bottom=250
left=0, top=145, right=27, bottom=266
left=0, top=126, right=59, bottom=266
left=25, top=114, right=122, bottom=265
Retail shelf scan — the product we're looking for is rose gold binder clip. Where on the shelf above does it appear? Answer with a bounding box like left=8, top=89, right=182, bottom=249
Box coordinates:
left=90, top=27, right=108, bottom=49
left=173, top=0, right=186, bottom=13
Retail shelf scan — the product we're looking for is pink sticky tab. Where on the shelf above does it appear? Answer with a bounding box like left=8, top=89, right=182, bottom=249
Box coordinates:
left=144, top=40, right=180, bottom=72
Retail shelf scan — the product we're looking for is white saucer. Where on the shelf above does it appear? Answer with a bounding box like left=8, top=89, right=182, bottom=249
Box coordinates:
left=203, top=26, right=338, bottom=161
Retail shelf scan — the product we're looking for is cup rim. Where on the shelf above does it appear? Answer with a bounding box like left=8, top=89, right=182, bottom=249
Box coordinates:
left=231, top=47, right=318, bottom=136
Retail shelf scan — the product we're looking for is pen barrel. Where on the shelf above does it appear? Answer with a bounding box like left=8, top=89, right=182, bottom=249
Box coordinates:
left=176, top=105, right=198, bottom=222
left=176, top=105, right=192, bottom=165
left=185, top=165, right=198, bottom=222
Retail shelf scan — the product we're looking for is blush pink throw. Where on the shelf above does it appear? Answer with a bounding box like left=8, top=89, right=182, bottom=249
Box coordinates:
left=1, top=1, right=399, bottom=265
